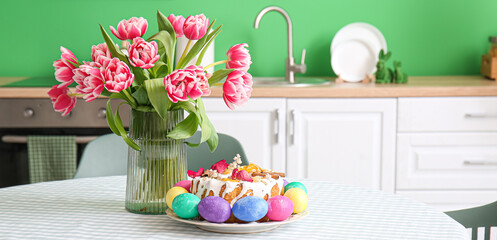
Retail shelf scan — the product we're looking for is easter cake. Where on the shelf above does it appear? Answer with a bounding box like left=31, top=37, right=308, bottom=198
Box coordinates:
left=189, top=154, right=285, bottom=206
left=167, top=154, right=308, bottom=224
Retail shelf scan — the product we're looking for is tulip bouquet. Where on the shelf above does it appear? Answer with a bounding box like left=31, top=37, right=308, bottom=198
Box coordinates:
left=49, top=11, right=253, bottom=152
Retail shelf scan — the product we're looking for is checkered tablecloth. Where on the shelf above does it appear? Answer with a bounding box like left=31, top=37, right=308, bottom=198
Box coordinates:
left=0, top=176, right=468, bottom=239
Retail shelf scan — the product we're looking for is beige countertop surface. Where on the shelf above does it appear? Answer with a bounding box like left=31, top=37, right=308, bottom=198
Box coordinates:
left=0, top=76, right=496, bottom=99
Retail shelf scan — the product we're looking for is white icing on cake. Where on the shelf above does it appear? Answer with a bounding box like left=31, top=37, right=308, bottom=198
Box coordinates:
left=192, top=176, right=284, bottom=206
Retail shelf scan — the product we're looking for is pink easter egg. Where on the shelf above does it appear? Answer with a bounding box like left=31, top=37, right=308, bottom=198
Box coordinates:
left=174, top=180, right=192, bottom=193
left=266, top=195, right=294, bottom=221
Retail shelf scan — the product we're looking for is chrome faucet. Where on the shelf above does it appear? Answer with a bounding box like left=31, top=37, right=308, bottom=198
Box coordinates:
left=254, top=6, right=306, bottom=84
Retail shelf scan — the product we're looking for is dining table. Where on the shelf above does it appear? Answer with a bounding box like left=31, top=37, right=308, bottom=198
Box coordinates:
left=0, top=176, right=468, bottom=239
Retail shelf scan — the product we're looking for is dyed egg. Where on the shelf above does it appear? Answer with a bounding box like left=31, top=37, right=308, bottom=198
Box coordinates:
left=174, top=180, right=192, bottom=193
left=172, top=193, right=201, bottom=219
left=284, top=188, right=308, bottom=214
left=285, top=182, right=307, bottom=194
left=198, top=196, right=231, bottom=223
left=232, top=196, right=268, bottom=222
left=166, top=186, right=188, bottom=209
left=283, top=179, right=289, bottom=187
left=266, top=195, right=294, bottom=221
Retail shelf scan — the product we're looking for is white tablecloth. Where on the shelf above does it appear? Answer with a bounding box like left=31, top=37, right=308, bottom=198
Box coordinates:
left=0, top=176, right=467, bottom=239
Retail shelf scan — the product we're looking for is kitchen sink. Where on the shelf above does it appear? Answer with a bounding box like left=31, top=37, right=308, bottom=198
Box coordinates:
left=252, top=77, right=330, bottom=87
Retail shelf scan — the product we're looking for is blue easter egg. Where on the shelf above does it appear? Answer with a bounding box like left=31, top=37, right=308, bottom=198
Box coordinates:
left=232, top=196, right=268, bottom=222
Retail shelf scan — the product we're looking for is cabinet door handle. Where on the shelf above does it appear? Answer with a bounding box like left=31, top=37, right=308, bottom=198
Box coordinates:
left=464, top=113, right=497, bottom=118
left=463, top=160, right=497, bottom=166
left=274, top=109, right=279, bottom=144
left=289, top=110, right=295, bottom=145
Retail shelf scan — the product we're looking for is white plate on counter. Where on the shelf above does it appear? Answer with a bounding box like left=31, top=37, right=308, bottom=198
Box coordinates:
left=331, top=40, right=377, bottom=82
left=166, top=208, right=310, bottom=234
left=330, top=22, right=387, bottom=82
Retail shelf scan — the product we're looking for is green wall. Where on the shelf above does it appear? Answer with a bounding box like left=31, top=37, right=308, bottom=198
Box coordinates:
left=2, top=0, right=497, bottom=78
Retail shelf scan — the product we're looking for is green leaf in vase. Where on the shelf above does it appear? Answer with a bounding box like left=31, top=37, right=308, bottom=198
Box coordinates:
left=208, top=69, right=234, bottom=85
left=106, top=99, right=121, bottom=136
left=170, top=101, right=197, bottom=114
left=167, top=113, right=199, bottom=139
left=157, top=10, right=176, bottom=39
left=196, top=98, right=211, bottom=143
left=115, top=102, right=141, bottom=151
left=144, top=78, right=170, bottom=118
left=196, top=28, right=222, bottom=65
left=205, top=116, right=219, bottom=152
left=147, top=31, right=175, bottom=75
left=99, top=24, right=127, bottom=62
left=132, top=85, right=149, bottom=105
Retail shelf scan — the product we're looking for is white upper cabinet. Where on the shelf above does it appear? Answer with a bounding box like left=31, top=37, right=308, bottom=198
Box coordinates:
left=286, top=98, right=397, bottom=191
left=202, top=98, right=286, bottom=172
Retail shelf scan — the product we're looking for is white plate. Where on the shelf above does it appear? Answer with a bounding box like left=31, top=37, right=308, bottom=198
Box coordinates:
left=330, top=22, right=387, bottom=82
left=331, top=40, right=376, bottom=82
left=331, top=22, right=387, bottom=55
left=166, top=208, right=310, bottom=234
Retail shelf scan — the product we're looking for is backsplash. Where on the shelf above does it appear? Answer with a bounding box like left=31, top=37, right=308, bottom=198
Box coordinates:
left=2, top=0, right=497, bottom=77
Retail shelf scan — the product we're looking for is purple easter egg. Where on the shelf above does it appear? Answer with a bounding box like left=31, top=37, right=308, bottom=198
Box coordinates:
left=283, top=179, right=289, bottom=187
left=198, top=196, right=231, bottom=223
left=267, top=195, right=294, bottom=221
left=174, top=180, right=192, bottom=193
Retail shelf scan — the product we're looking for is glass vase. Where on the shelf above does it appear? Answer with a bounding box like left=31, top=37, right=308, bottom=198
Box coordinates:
left=125, top=109, right=187, bottom=214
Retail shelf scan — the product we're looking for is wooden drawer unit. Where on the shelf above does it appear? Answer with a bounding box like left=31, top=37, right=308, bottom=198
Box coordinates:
left=397, top=133, right=497, bottom=190
left=398, top=97, right=497, bottom=132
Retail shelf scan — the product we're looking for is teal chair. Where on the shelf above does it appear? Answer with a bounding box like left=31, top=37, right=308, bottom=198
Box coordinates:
left=74, top=132, right=248, bottom=178
left=445, top=201, right=497, bottom=240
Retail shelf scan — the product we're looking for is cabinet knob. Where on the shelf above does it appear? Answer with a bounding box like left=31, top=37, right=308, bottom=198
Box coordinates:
left=97, top=108, right=106, bottom=118
left=23, top=108, right=34, bottom=118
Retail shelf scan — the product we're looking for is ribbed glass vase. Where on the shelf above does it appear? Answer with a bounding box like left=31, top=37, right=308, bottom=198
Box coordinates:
left=125, top=109, right=187, bottom=214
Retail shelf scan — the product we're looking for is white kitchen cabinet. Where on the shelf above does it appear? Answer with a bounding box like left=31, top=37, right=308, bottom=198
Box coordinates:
left=286, top=98, right=397, bottom=192
left=202, top=98, right=286, bottom=172
left=396, top=96, right=497, bottom=211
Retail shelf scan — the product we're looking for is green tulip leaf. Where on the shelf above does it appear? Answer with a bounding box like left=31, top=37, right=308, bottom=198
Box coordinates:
left=148, top=31, right=175, bottom=75
left=197, top=98, right=211, bottom=143
left=209, top=69, right=234, bottom=85
left=167, top=113, right=199, bottom=139
left=132, top=85, right=149, bottom=105
left=99, top=24, right=127, bottom=62
left=144, top=78, right=170, bottom=119
left=176, top=20, right=217, bottom=70
left=170, top=101, right=197, bottom=114
left=106, top=100, right=121, bottom=136
left=157, top=10, right=176, bottom=39
left=115, top=102, right=141, bottom=151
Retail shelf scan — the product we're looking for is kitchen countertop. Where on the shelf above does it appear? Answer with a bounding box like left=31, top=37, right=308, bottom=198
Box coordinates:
left=0, top=76, right=496, bottom=98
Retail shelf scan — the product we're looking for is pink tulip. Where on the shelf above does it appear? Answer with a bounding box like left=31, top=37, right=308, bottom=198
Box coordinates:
left=226, top=43, right=252, bottom=71
left=73, top=62, right=105, bottom=102
left=91, top=43, right=113, bottom=67
left=168, top=14, right=185, bottom=38
left=110, top=17, right=148, bottom=40
left=127, top=37, right=160, bottom=69
left=183, top=14, right=209, bottom=40
left=47, top=85, right=77, bottom=116
left=223, top=70, right=253, bottom=110
left=102, top=58, right=134, bottom=93
left=53, top=47, right=80, bottom=87
left=164, top=69, right=195, bottom=103
left=185, top=65, right=211, bottom=99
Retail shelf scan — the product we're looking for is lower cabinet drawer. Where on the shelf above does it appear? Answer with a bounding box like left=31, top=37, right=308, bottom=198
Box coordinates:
left=396, top=190, right=497, bottom=212
left=397, top=133, right=497, bottom=190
